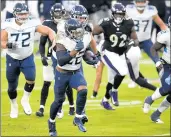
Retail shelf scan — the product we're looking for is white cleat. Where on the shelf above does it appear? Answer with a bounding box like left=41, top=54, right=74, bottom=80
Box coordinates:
left=56, top=110, right=64, bottom=119
left=21, top=97, right=32, bottom=115
left=154, top=119, right=164, bottom=124
left=128, top=81, right=136, bottom=88
left=143, top=103, right=151, bottom=114
left=10, top=103, right=18, bottom=118
left=90, top=95, right=96, bottom=99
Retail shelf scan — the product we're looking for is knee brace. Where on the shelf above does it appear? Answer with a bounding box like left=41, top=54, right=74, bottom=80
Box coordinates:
left=24, top=82, right=35, bottom=93
left=8, top=90, right=17, bottom=99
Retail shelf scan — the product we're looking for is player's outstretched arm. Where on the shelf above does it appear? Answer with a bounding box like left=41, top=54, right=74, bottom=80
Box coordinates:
left=36, top=25, right=56, bottom=43
left=153, top=14, right=168, bottom=30
left=151, top=42, right=164, bottom=61
left=92, top=25, right=104, bottom=35
left=1, top=30, right=8, bottom=49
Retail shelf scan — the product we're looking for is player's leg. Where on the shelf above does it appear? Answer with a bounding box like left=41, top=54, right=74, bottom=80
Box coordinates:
left=151, top=94, right=171, bottom=123
left=66, top=85, right=75, bottom=115
left=101, top=50, right=128, bottom=76
left=36, top=65, right=54, bottom=117
left=126, top=46, right=157, bottom=91
left=143, top=64, right=171, bottom=113
left=6, top=54, right=20, bottom=118
left=70, top=70, right=88, bottom=132
left=48, top=70, right=68, bottom=136
left=91, top=61, right=104, bottom=98
left=20, top=54, right=35, bottom=115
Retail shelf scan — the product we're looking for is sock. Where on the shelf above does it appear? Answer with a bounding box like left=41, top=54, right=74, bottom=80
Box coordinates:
left=151, top=88, right=162, bottom=101
left=40, top=81, right=51, bottom=106
left=10, top=98, right=17, bottom=105
left=103, top=97, right=108, bottom=102
left=111, top=88, right=118, bottom=102
left=158, top=97, right=170, bottom=113
left=76, top=89, right=87, bottom=115
left=49, top=118, right=55, bottom=123
left=113, top=75, right=125, bottom=89
left=105, top=83, right=112, bottom=99
left=8, top=90, right=17, bottom=100
left=66, top=86, right=74, bottom=106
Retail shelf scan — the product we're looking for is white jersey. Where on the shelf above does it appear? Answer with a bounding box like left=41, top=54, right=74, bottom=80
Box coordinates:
left=157, top=29, right=171, bottom=64
left=56, top=31, right=92, bottom=70
left=2, top=18, right=41, bottom=60
left=126, top=4, right=157, bottom=42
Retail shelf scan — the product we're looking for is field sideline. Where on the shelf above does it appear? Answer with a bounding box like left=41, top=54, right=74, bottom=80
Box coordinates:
left=1, top=50, right=170, bottom=136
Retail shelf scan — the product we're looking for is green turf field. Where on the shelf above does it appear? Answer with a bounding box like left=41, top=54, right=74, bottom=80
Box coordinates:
left=1, top=48, right=170, bottom=136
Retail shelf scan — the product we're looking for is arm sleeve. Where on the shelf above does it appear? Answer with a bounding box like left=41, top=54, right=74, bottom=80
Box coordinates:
left=39, top=35, right=48, bottom=56
left=39, top=20, right=49, bottom=56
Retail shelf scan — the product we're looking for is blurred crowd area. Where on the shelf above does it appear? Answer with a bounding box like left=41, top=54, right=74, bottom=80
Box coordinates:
left=1, top=0, right=170, bottom=23
left=1, top=0, right=170, bottom=46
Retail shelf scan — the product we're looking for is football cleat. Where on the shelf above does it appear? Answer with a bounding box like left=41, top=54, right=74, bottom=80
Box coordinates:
left=100, top=99, right=114, bottom=110
left=48, top=120, right=57, bottom=136
left=109, top=91, right=119, bottom=106
left=36, top=108, right=44, bottom=117
left=151, top=110, right=164, bottom=124
left=73, top=117, right=86, bottom=132
left=56, top=109, right=64, bottom=119
left=68, top=107, right=75, bottom=116
left=143, top=96, right=154, bottom=114
left=21, top=97, right=32, bottom=115
left=10, top=103, right=18, bottom=118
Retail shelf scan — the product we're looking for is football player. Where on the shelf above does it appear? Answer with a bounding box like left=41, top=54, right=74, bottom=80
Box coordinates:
left=93, top=3, right=157, bottom=109
left=35, top=3, right=75, bottom=118
left=48, top=18, right=93, bottom=136
left=143, top=16, right=171, bottom=123
left=126, top=0, right=168, bottom=87
left=1, top=3, right=56, bottom=118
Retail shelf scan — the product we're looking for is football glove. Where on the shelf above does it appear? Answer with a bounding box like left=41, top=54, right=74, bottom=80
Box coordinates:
left=41, top=56, right=48, bottom=66
left=6, top=42, right=18, bottom=49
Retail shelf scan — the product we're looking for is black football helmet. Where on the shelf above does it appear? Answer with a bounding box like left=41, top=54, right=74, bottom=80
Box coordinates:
left=65, top=18, right=84, bottom=42
left=111, top=3, right=126, bottom=24
left=13, top=3, right=29, bottom=24
left=70, top=5, right=88, bottom=26
left=50, top=3, right=66, bottom=23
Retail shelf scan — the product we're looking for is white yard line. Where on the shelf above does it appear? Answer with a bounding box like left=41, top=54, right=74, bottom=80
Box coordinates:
left=1, top=100, right=142, bottom=116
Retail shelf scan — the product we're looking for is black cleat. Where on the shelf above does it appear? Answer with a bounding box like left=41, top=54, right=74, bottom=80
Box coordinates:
left=48, top=120, right=57, bottom=136
left=36, top=108, right=44, bottom=117
left=68, top=107, right=75, bottom=116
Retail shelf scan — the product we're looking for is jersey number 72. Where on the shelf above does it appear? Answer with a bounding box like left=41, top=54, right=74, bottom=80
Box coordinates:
left=11, top=32, right=31, bottom=47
